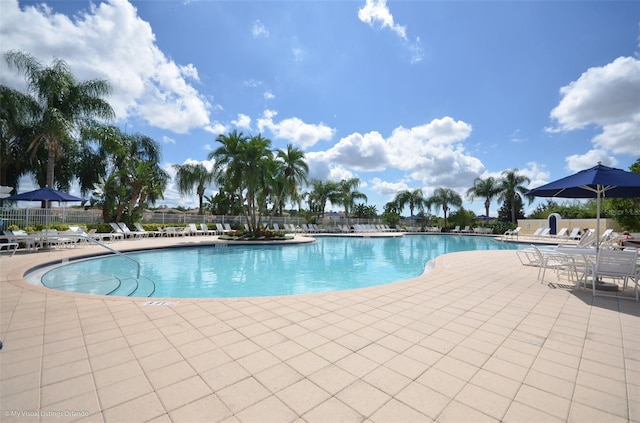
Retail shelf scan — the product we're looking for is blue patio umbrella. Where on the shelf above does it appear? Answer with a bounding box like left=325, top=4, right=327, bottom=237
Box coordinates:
left=4, top=187, right=84, bottom=202
left=5, top=187, right=84, bottom=229
left=527, top=163, right=640, bottom=248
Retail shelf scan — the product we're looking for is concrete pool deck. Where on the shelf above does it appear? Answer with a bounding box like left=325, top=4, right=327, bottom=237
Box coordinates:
left=1, top=235, right=638, bottom=422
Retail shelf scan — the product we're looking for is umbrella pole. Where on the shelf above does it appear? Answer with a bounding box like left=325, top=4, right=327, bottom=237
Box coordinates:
left=596, top=188, right=601, bottom=252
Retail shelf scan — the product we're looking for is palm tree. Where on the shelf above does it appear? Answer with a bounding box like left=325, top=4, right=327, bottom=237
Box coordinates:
left=497, top=169, right=532, bottom=224
left=4, top=50, right=115, bottom=190
left=0, top=85, right=39, bottom=190
left=209, top=131, right=274, bottom=232
left=426, top=187, right=463, bottom=229
left=466, top=176, right=501, bottom=218
left=394, top=188, right=426, bottom=216
left=209, top=130, right=248, bottom=203
left=172, top=163, right=216, bottom=215
left=306, top=179, right=338, bottom=218
left=330, top=178, right=367, bottom=224
left=274, top=144, right=309, bottom=215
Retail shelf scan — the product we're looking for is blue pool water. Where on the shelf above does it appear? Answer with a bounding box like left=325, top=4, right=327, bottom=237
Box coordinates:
left=36, top=235, right=520, bottom=298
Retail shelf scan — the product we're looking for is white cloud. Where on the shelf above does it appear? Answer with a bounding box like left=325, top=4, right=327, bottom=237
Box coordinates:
left=203, top=121, right=227, bottom=136
left=163, top=136, right=176, bottom=144
left=257, top=110, right=335, bottom=148
left=179, top=63, right=200, bottom=81
left=232, top=114, right=252, bottom=130
left=565, top=150, right=617, bottom=173
left=308, top=131, right=389, bottom=171
left=548, top=56, right=640, bottom=156
left=306, top=116, right=484, bottom=196
left=264, top=91, right=275, bottom=100
left=357, top=0, right=424, bottom=64
left=370, top=178, right=409, bottom=196
left=358, top=0, right=406, bottom=39
left=252, top=20, right=269, bottom=39
left=0, top=0, right=212, bottom=134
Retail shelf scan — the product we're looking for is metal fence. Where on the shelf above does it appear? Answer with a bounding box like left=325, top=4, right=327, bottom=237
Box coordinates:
left=0, top=208, right=390, bottom=230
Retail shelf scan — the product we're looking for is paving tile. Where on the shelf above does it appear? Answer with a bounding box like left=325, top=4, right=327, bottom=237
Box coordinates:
left=234, top=395, right=297, bottom=423
left=146, top=360, right=197, bottom=390
left=304, top=397, right=364, bottom=423
left=455, top=383, right=511, bottom=420
left=335, top=352, right=379, bottom=378
left=156, top=375, right=212, bottom=412
left=368, top=397, right=428, bottom=423
left=216, top=377, right=272, bottom=414
left=572, top=384, right=629, bottom=419
left=169, top=394, right=233, bottom=423
left=88, top=346, right=137, bottom=372
left=437, top=399, right=499, bottom=423
left=308, top=364, right=359, bottom=395
left=514, top=384, right=571, bottom=420
left=285, top=351, right=330, bottom=376
left=567, top=402, right=629, bottom=423
left=41, top=358, right=92, bottom=386
left=395, top=381, right=451, bottom=420
left=523, top=369, right=575, bottom=399
left=362, top=365, right=412, bottom=397
left=254, top=362, right=303, bottom=393
left=335, top=380, right=391, bottom=416
left=44, top=390, right=101, bottom=419
left=201, top=361, right=251, bottom=392
left=41, top=373, right=96, bottom=407
left=97, top=373, right=154, bottom=410
left=276, top=379, right=331, bottom=415
left=102, top=392, right=165, bottom=423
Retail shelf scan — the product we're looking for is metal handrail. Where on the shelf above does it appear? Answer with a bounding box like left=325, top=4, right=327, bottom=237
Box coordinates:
left=41, top=234, right=141, bottom=279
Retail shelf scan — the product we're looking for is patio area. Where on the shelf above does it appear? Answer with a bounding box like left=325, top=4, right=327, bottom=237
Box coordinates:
left=1, top=236, right=639, bottom=422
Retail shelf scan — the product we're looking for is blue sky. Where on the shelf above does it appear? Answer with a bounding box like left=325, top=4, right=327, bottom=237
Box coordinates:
left=1, top=0, right=638, bottom=216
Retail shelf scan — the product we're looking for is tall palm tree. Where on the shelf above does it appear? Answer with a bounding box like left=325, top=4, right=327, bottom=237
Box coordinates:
left=4, top=50, right=115, bottom=190
left=394, top=188, right=426, bottom=216
left=466, top=176, right=501, bottom=218
left=209, top=131, right=274, bottom=232
left=274, top=144, right=308, bottom=215
left=330, top=178, right=367, bottom=224
left=426, top=187, right=463, bottom=229
left=208, top=129, right=248, bottom=206
left=497, top=169, right=532, bottom=224
left=0, top=85, right=39, bottom=190
left=172, top=163, right=216, bottom=215
left=306, top=179, right=338, bottom=218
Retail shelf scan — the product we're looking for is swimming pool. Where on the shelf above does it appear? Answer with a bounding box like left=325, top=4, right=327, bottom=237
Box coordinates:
left=31, top=235, right=520, bottom=298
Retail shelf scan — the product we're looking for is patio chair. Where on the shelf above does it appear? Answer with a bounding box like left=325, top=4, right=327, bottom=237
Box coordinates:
left=530, top=245, right=577, bottom=284
left=592, top=249, right=639, bottom=301
left=451, top=226, right=461, bottom=233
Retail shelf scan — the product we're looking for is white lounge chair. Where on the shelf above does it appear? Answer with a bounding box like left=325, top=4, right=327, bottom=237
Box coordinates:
left=134, top=223, right=163, bottom=237
left=118, top=222, right=148, bottom=238
left=503, top=226, right=521, bottom=239
left=188, top=223, right=205, bottom=236
left=567, top=228, right=581, bottom=240
left=200, top=223, right=217, bottom=236
left=451, top=226, right=461, bottom=233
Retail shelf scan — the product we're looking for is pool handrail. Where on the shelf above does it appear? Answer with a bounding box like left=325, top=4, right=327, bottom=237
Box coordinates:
left=45, top=234, right=141, bottom=279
